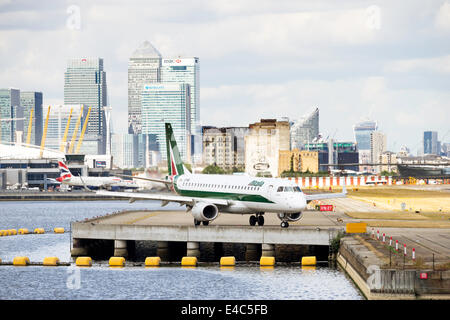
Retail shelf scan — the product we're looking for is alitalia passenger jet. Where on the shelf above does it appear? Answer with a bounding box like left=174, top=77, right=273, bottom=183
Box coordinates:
left=96, top=123, right=347, bottom=228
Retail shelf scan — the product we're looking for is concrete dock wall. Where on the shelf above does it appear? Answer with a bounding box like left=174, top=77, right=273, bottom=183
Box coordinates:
left=338, top=236, right=450, bottom=299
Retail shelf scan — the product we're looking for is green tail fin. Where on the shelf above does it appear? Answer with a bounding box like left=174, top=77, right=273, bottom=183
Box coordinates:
left=165, top=123, right=188, bottom=176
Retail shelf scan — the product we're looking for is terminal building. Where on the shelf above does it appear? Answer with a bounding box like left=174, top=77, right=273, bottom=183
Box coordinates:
left=0, top=144, right=130, bottom=190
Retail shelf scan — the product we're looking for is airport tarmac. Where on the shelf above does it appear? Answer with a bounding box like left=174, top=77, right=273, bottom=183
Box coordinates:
left=87, top=194, right=449, bottom=267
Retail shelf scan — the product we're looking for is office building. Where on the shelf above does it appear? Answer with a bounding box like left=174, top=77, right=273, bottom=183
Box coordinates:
left=353, top=119, right=377, bottom=171
left=141, top=83, right=191, bottom=162
left=370, top=131, right=387, bottom=172
left=20, top=91, right=43, bottom=146
left=0, top=88, right=22, bottom=144
left=161, top=57, right=201, bottom=162
left=245, top=119, right=290, bottom=177
left=278, top=149, right=319, bottom=175
left=128, top=41, right=162, bottom=134
left=423, top=131, right=439, bottom=155
left=111, top=133, right=139, bottom=168
left=64, top=57, right=107, bottom=154
left=290, top=108, right=319, bottom=150
left=304, top=141, right=359, bottom=172
left=380, top=151, right=398, bottom=173
left=202, top=126, right=248, bottom=171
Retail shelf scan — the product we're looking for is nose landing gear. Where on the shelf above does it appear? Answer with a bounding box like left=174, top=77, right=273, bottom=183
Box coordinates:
left=280, top=221, right=289, bottom=228
left=249, top=213, right=265, bottom=226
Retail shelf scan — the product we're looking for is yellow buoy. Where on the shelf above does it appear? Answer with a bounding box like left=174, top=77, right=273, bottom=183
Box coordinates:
left=75, top=256, right=92, bottom=267
left=220, top=256, right=236, bottom=266
left=10, top=229, right=17, bottom=235
left=109, top=257, right=125, bottom=267
left=301, top=256, right=317, bottom=266
left=0, top=230, right=5, bottom=236
left=181, top=256, right=198, bottom=267
left=18, top=228, right=29, bottom=234
left=13, top=256, right=30, bottom=266
left=34, top=228, right=45, bottom=234
left=43, top=257, right=60, bottom=266
left=145, top=257, right=161, bottom=267
left=53, top=227, right=65, bottom=234
left=260, top=256, right=275, bottom=266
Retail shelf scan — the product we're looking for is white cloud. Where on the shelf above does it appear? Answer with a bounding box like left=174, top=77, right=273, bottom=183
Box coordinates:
left=435, top=1, right=450, bottom=31
left=384, top=55, right=450, bottom=74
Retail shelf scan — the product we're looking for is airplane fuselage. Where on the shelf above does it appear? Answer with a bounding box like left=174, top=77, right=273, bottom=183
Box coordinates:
left=60, top=176, right=138, bottom=189
left=173, top=174, right=307, bottom=214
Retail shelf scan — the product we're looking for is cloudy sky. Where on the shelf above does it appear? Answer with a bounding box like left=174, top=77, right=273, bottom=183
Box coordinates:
left=1, top=0, right=449, bottom=154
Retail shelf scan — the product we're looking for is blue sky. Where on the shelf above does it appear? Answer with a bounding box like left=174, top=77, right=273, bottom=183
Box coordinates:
left=0, top=0, right=449, bottom=154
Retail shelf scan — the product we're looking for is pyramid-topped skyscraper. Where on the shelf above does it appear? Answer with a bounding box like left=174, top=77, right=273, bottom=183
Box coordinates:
left=128, top=41, right=162, bottom=134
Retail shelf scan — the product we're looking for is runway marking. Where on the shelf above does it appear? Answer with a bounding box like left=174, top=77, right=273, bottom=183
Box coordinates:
left=125, top=212, right=162, bottom=225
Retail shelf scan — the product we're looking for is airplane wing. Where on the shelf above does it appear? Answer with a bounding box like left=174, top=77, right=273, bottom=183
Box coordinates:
left=304, top=185, right=347, bottom=202
left=114, top=174, right=171, bottom=185
left=96, top=190, right=229, bottom=207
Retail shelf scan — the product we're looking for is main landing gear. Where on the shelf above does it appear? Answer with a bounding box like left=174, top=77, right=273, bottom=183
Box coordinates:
left=280, top=221, right=289, bottom=228
left=194, top=219, right=209, bottom=226
left=249, top=213, right=264, bottom=226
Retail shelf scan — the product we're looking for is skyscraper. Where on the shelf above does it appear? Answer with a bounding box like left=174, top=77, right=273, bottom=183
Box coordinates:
left=64, top=57, right=107, bottom=154
left=0, top=88, right=22, bottom=144
left=161, top=57, right=201, bottom=161
left=353, top=119, right=377, bottom=171
left=290, top=108, right=319, bottom=150
left=423, top=131, right=439, bottom=155
left=370, top=131, right=387, bottom=165
left=128, top=41, right=162, bottom=134
left=20, top=91, right=43, bottom=146
left=141, top=83, right=191, bottom=162
left=111, top=133, right=139, bottom=168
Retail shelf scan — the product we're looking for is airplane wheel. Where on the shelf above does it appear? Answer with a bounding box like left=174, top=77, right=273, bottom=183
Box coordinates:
left=280, top=221, right=289, bottom=228
left=257, top=215, right=264, bottom=226
left=249, top=215, right=257, bottom=226
left=202, top=221, right=209, bottom=226
left=194, top=219, right=201, bottom=226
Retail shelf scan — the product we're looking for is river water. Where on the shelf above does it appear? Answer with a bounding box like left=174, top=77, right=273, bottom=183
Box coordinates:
left=0, top=200, right=363, bottom=300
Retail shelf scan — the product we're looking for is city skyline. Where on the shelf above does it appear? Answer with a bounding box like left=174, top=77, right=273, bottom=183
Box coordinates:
left=0, top=1, right=449, bottom=155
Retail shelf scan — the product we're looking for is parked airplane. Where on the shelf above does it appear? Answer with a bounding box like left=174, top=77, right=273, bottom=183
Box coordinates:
left=51, top=161, right=139, bottom=191
left=96, top=123, right=347, bottom=228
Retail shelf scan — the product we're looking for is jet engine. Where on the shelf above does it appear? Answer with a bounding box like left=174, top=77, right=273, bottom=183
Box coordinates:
left=277, top=212, right=303, bottom=222
left=191, top=202, right=219, bottom=222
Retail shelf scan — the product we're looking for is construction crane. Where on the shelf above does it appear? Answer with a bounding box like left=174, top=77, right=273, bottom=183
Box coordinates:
left=59, top=107, right=73, bottom=152
left=39, top=106, right=51, bottom=158
left=26, top=108, right=34, bottom=145
left=75, top=106, right=91, bottom=154
left=68, top=105, right=84, bottom=154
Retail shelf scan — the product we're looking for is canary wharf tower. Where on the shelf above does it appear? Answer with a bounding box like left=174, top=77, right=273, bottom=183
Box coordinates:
left=128, top=41, right=162, bottom=134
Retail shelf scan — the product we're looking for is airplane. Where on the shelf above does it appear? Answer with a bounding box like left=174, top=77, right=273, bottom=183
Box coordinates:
left=96, top=123, right=347, bottom=228
left=51, top=161, right=139, bottom=191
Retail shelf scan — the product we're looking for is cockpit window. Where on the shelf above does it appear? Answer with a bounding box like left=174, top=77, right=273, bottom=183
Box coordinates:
left=284, top=186, right=294, bottom=192
left=294, top=186, right=302, bottom=192
left=277, top=186, right=284, bottom=192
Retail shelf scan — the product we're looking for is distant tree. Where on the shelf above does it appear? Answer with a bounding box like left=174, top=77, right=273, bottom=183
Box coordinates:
left=202, top=165, right=226, bottom=174
left=183, top=163, right=192, bottom=172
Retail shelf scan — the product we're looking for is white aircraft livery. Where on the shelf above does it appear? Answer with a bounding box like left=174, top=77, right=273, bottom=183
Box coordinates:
left=97, top=123, right=347, bottom=228
left=56, top=161, right=138, bottom=190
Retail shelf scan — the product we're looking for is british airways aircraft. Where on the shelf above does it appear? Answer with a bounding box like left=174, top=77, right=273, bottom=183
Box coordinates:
left=97, top=123, right=346, bottom=228
left=53, top=161, right=138, bottom=191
